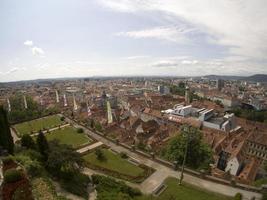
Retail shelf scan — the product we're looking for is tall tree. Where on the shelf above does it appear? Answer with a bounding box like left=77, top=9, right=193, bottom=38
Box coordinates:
left=21, top=134, right=36, bottom=149
left=36, top=131, right=49, bottom=160
left=46, top=140, right=84, bottom=175
left=161, top=125, right=213, bottom=170
left=0, top=105, right=14, bottom=154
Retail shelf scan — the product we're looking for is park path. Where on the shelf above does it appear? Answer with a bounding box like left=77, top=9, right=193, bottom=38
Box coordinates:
left=77, top=141, right=103, bottom=154
left=64, top=116, right=262, bottom=200
left=10, top=128, right=19, bottom=142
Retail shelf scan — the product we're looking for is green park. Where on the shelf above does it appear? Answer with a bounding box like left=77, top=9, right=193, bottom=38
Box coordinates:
left=45, top=126, right=93, bottom=148
left=14, top=115, right=64, bottom=136
left=83, top=148, right=154, bottom=183
left=136, top=177, right=232, bottom=200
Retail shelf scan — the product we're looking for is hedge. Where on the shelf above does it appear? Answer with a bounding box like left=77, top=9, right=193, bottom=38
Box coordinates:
left=4, top=169, right=23, bottom=183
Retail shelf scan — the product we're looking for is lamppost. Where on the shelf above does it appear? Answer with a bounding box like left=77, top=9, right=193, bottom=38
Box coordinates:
left=179, top=125, right=192, bottom=185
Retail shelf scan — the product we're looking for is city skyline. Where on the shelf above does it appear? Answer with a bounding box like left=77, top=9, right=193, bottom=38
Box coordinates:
left=1, top=0, right=267, bottom=82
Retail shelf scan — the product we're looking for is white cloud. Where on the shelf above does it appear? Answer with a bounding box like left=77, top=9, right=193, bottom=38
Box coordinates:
left=100, top=0, right=267, bottom=60
left=31, top=47, right=45, bottom=56
left=0, top=67, right=19, bottom=75
left=124, top=55, right=150, bottom=60
left=151, top=60, right=179, bottom=68
left=24, top=40, right=33, bottom=46
left=23, top=40, right=45, bottom=57
left=116, top=26, right=196, bottom=43
left=181, top=60, right=198, bottom=65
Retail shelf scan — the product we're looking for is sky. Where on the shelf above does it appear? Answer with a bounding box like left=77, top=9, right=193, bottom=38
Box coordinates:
left=0, top=0, right=267, bottom=82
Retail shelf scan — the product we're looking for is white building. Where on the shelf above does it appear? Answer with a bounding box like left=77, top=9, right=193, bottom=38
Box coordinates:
left=225, top=157, right=241, bottom=176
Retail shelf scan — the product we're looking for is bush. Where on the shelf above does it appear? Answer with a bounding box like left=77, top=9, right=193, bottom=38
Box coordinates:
left=262, top=193, right=267, bottom=200
left=234, top=193, right=242, bottom=200
left=92, top=175, right=141, bottom=199
left=77, top=128, right=84, bottom=133
left=2, top=156, right=13, bottom=165
left=60, top=116, right=65, bottom=121
left=120, top=152, right=128, bottom=159
left=4, top=169, right=23, bottom=183
left=95, top=122, right=103, bottom=132
left=95, top=149, right=106, bottom=161
left=60, top=172, right=90, bottom=199
left=12, top=183, right=34, bottom=200
left=25, top=160, right=44, bottom=177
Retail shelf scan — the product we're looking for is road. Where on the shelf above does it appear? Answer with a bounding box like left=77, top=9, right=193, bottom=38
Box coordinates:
left=56, top=116, right=264, bottom=199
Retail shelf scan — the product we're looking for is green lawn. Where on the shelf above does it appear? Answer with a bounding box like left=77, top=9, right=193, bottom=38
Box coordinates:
left=136, top=177, right=232, bottom=200
left=83, top=149, right=145, bottom=177
left=45, top=127, right=92, bottom=148
left=14, top=115, right=63, bottom=136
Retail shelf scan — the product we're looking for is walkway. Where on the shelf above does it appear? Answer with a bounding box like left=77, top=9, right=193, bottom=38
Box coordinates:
left=77, top=141, right=103, bottom=154
left=10, top=128, right=19, bottom=142
left=64, top=116, right=263, bottom=200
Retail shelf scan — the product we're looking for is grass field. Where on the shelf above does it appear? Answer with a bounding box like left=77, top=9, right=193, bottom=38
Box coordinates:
left=136, top=177, right=233, bottom=200
left=83, top=148, right=145, bottom=177
left=14, top=115, right=63, bottom=136
left=45, top=127, right=93, bottom=148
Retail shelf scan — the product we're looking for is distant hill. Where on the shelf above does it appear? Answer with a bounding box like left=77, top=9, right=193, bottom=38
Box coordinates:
left=241, top=74, right=267, bottom=82
left=203, top=75, right=242, bottom=80
left=203, top=74, right=267, bottom=82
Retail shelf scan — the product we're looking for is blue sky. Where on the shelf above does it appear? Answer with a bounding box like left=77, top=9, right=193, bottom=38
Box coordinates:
left=0, top=0, right=267, bottom=82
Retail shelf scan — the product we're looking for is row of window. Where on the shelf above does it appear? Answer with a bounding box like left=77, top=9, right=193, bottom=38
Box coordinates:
left=248, top=141, right=266, bottom=151
left=247, top=148, right=267, bottom=159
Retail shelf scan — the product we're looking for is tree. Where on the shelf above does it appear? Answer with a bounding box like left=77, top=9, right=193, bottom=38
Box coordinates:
left=90, top=119, right=95, bottom=129
left=77, top=128, right=84, bottom=133
left=161, top=126, right=213, bottom=170
left=234, top=193, right=242, bottom=200
left=178, top=81, right=185, bottom=89
left=21, top=134, right=35, bottom=149
left=36, top=131, right=49, bottom=160
left=8, top=94, right=42, bottom=124
left=95, top=122, right=103, bottom=132
left=46, top=140, right=84, bottom=175
left=95, top=148, right=105, bottom=161
left=262, top=192, right=267, bottom=200
left=0, top=105, right=14, bottom=154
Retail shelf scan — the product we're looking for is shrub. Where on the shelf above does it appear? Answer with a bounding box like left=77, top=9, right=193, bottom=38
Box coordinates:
left=21, top=149, right=43, bottom=162
left=77, top=128, right=84, bottom=133
left=95, top=149, right=105, bottom=161
left=60, top=116, right=65, bottom=121
left=120, top=152, right=128, bottom=159
left=262, top=193, right=267, bottom=200
left=95, top=122, right=103, bottom=132
left=234, top=193, right=242, bottom=200
left=60, top=172, right=90, bottom=199
left=4, top=169, right=23, bottom=183
left=2, top=156, right=13, bottom=165
left=92, top=175, right=141, bottom=199
left=25, top=160, right=44, bottom=177
left=12, top=183, right=34, bottom=200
